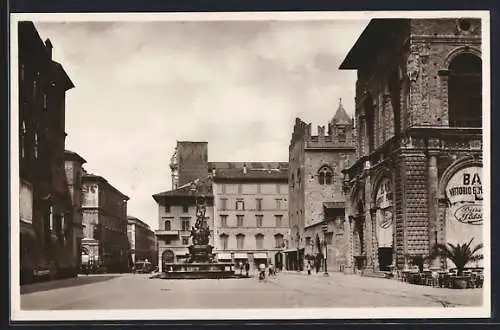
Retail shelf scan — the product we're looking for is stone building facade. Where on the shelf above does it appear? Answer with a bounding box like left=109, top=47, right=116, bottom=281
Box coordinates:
left=63, top=150, right=87, bottom=277
left=18, top=21, right=78, bottom=284
left=81, top=173, right=130, bottom=273
left=127, top=215, right=157, bottom=266
left=211, top=162, right=289, bottom=271
left=153, top=179, right=214, bottom=272
left=339, top=18, right=483, bottom=274
left=287, top=101, right=357, bottom=272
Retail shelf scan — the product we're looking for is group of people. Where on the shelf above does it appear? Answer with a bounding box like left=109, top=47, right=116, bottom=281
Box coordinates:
left=236, top=261, right=278, bottom=280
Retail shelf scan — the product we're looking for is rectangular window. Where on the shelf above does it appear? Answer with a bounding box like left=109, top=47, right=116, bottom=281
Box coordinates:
left=220, top=198, right=227, bottom=211
left=276, top=184, right=281, bottom=194
left=256, top=198, right=262, bottom=211
left=220, top=184, right=226, bottom=194
left=164, top=205, right=171, bottom=213
left=275, top=198, right=282, bottom=210
left=235, top=200, right=245, bottom=211
left=275, top=215, right=283, bottom=227
left=182, top=205, right=189, bottom=213
left=220, top=215, right=228, bottom=228
left=237, top=184, right=243, bottom=194
left=237, top=215, right=244, bottom=227
left=182, top=236, right=190, bottom=245
left=256, top=183, right=261, bottom=194
left=256, top=215, right=263, bottom=227
left=181, top=218, right=190, bottom=231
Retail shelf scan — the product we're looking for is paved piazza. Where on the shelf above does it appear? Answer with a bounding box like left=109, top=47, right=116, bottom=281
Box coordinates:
left=19, top=272, right=482, bottom=310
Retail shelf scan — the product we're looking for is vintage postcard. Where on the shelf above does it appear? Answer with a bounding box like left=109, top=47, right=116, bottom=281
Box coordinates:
left=10, top=11, right=491, bottom=321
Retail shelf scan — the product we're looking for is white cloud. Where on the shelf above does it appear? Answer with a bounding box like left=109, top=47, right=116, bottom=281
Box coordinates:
left=33, top=19, right=368, bottom=230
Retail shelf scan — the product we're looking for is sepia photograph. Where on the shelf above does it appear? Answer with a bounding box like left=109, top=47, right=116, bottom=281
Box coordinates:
left=10, top=11, right=490, bottom=321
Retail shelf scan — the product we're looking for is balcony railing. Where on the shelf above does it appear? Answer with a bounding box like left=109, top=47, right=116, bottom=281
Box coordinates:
left=155, top=230, right=179, bottom=237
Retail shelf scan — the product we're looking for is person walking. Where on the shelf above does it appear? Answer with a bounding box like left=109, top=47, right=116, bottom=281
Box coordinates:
left=245, top=262, right=250, bottom=277
left=306, top=261, right=312, bottom=275
left=268, top=263, right=274, bottom=277
left=258, top=262, right=266, bottom=281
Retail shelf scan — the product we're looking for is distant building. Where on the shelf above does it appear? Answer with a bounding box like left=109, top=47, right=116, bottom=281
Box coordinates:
left=211, top=162, right=289, bottom=271
left=18, top=21, right=77, bottom=284
left=339, top=18, right=483, bottom=274
left=81, top=172, right=130, bottom=273
left=63, top=150, right=87, bottom=276
left=127, top=215, right=157, bottom=266
left=287, top=101, right=357, bottom=272
left=153, top=178, right=214, bottom=273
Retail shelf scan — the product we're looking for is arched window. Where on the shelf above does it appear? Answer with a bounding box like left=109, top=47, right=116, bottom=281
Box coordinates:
left=448, top=53, right=482, bottom=127
left=318, top=165, right=334, bottom=185
left=274, top=233, right=284, bottom=248
left=236, top=233, right=245, bottom=250
left=255, top=233, right=264, bottom=250
left=219, top=233, right=228, bottom=250
left=297, top=168, right=301, bottom=188
left=164, top=220, right=171, bottom=231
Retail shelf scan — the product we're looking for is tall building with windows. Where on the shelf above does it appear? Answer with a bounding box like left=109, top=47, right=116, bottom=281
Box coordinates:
left=18, top=21, right=77, bottom=284
left=339, top=18, right=483, bottom=274
left=287, top=101, right=357, bottom=272
left=127, top=215, right=157, bottom=266
left=81, top=172, right=130, bottom=273
left=211, top=162, right=289, bottom=271
left=154, top=141, right=289, bottom=272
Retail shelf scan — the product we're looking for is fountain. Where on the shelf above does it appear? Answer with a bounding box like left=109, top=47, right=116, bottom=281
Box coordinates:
left=159, top=180, right=240, bottom=279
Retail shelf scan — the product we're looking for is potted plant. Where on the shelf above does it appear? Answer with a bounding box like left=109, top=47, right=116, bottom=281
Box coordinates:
left=406, top=254, right=435, bottom=273
left=435, top=238, right=483, bottom=289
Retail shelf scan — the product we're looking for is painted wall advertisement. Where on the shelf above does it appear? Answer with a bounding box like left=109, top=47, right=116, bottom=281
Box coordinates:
left=445, top=166, right=482, bottom=248
left=375, top=178, right=393, bottom=248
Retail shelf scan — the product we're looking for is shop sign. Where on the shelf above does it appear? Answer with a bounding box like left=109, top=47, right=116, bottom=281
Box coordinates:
left=445, top=166, right=482, bottom=225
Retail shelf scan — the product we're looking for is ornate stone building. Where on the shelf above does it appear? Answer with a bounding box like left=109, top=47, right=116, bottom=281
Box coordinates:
left=339, top=18, right=483, bottom=274
left=127, top=215, right=157, bottom=266
left=287, top=101, right=357, bottom=272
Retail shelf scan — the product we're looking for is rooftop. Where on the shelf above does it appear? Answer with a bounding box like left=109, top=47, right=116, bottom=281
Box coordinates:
left=64, top=150, right=86, bottom=164
left=82, top=172, right=129, bottom=200
left=210, top=162, right=288, bottom=181
left=152, top=177, right=214, bottom=202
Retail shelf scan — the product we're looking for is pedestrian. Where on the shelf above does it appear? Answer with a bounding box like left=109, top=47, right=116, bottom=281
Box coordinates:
left=306, top=261, right=312, bottom=275
left=245, top=262, right=250, bottom=277
left=268, top=263, right=274, bottom=277
left=258, top=262, right=266, bottom=281
left=239, top=261, right=243, bottom=276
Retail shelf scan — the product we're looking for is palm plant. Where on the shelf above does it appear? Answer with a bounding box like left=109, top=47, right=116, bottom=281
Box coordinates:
left=435, top=238, right=483, bottom=276
left=406, top=253, right=435, bottom=273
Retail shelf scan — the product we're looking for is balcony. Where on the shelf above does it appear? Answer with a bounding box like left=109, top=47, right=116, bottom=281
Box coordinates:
left=155, top=230, right=179, bottom=237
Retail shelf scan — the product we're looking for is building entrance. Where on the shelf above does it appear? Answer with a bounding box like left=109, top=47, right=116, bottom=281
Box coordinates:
left=378, top=247, right=393, bottom=271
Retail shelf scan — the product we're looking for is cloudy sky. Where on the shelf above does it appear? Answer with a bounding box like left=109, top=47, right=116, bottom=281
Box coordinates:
left=34, top=18, right=369, bottom=230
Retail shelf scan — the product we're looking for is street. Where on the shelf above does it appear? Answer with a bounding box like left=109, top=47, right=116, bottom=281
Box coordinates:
left=20, top=271, right=483, bottom=310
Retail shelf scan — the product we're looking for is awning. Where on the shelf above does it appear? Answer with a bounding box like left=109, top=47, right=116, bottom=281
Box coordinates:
left=283, top=248, right=304, bottom=253
left=234, top=253, right=248, bottom=259
left=175, top=251, right=188, bottom=256
left=217, top=253, right=232, bottom=260
left=253, top=253, right=268, bottom=259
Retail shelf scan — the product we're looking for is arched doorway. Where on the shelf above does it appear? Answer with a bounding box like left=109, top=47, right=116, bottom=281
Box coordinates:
left=161, top=250, right=175, bottom=270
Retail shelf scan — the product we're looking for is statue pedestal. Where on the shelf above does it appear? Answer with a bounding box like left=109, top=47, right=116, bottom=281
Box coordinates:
left=188, top=245, right=213, bottom=263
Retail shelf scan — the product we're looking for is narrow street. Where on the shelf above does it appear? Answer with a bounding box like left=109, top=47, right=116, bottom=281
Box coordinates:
left=20, top=272, right=483, bottom=310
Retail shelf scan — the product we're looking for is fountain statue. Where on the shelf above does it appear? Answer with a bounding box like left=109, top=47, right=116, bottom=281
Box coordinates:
left=157, top=179, right=240, bottom=279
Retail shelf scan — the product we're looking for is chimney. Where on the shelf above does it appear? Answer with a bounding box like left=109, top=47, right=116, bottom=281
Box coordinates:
left=243, top=163, right=247, bottom=174
left=45, top=39, right=53, bottom=59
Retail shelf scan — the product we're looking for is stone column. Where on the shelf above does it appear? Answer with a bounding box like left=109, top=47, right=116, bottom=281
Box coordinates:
left=428, top=153, right=439, bottom=268
left=370, top=207, right=379, bottom=271
left=363, top=163, right=374, bottom=270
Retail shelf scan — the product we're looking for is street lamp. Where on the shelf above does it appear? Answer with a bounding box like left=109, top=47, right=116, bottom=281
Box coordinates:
left=322, top=221, right=329, bottom=276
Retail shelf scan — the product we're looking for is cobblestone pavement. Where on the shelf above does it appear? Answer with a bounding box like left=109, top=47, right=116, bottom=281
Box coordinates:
left=19, top=271, right=483, bottom=310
